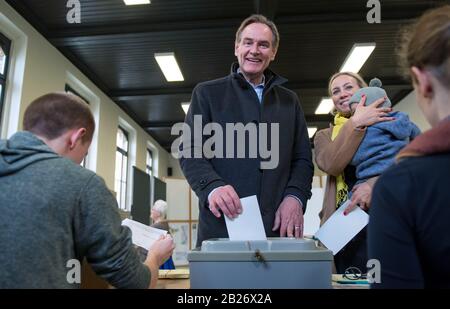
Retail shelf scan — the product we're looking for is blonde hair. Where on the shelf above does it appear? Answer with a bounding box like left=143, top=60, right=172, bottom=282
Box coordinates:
left=398, top=5, right=450, bottom=89
left=328, top=72, right=368, bottom=96
left=328, top=72, right=368, bottom=115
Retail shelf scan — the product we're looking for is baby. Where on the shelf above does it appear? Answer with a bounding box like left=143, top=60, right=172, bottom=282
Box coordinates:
left=348, top=78, right=421, bottom=186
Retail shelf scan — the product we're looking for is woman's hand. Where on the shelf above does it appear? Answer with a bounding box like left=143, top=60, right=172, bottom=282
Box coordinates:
left=351, top=95, right=395, bottom=128
left=344, top=182, right=372, bottom=215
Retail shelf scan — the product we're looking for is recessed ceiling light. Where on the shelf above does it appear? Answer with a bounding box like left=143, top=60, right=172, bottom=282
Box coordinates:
left=181, top=102, right=190, bottom=115
left=339, top=43, right=376, bottom=73
left=154, top=52, right=184, bottom=82
left=314, top=43, right=375, bottom=119
left=123, top=0, right=150, bottom=5
left=315, top=98, right=334, bottom=115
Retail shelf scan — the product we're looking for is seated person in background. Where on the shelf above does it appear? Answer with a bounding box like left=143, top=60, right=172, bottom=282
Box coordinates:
left=345, top=78, right=421, bottom=204
left=151, top=200, right=170, bottom=231
left=151, top=200, right=175, bottom=269
left=0, top=92, right=174, bottom=288
left=368, top=5, right=450, bottom=288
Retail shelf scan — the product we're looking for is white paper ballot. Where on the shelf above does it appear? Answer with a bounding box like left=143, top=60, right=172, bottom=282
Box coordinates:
left=122, top=218, right=167, bottom=250
left=314, top=200, right=369, bottom=255
left=225, top=195, right=267, bottom=241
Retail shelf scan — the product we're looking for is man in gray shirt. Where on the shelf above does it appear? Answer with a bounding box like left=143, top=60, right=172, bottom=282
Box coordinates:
left=0, top=92, right=174, bottom=288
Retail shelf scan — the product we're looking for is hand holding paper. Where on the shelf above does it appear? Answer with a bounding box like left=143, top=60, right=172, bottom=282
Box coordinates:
left=208, top=185, right=242, bottom=218
left=122, top=218, right=168, bottom=250
left=314, top=200, right=369, bottom=255
left=225, top=195, right=267, bottom=241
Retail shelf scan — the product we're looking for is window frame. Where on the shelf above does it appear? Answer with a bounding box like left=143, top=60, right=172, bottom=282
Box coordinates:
left=115, top=126, right=129, bottom=210
left=65, top=84, right=90, bottom=167
left=65, top=84, right=90, bottom=105
left=146, top=148, right=153, bottom=177
left=0, top=32, right=12, bottom=131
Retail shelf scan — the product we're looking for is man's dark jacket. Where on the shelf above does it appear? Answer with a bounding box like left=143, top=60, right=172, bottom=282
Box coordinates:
left=179, top=64, right=313, bottom=246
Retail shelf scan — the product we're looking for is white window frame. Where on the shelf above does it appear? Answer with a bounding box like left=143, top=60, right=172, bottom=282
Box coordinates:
left=0, top=10, right=27, bottom=139
left=115, top=126, right=129, bottom=210
left=0, top=32, right=11, bottom=133
left=116, top=118, right=136, bottom=211
left=65, top=72, right=100, bottom=172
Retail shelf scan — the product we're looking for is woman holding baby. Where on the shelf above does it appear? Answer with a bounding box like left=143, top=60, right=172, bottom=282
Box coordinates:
left=314, top=71, right=393, bottom=274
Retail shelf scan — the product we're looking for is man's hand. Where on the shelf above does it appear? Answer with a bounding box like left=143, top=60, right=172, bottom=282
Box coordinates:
left=272, top=196, right=304, bottom=238
left=344, top=182, right=372, bottom=215
left=208, top=185, right=242, bottom=219
left=147, top=235, right=175, bottom=265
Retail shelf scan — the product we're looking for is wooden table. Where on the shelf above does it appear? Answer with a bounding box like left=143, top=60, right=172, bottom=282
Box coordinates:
left=156, top=270, right=369, bottom=289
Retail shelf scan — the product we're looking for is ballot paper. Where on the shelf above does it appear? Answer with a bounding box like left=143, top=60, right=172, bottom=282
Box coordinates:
left=224, top=195, right=267, bottom=241
left=122, top=218, right=167, bottom=250
left=314, top=200, right=369, bottom=255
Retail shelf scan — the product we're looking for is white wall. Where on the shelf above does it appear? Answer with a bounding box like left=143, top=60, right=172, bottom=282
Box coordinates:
left=169, top=155, right=184, bottom=177
left=394, top=90, right=431, bottom=132
left=164, top=178, right=196, bottom=265
left=0, top=1, right=179, bottom=191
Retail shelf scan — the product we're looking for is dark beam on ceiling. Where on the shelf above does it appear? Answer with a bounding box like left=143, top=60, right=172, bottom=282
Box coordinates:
left=5, top=0, right=50, bottom=37
left=48, top=18, right=243, bottom=46
left=391, top=88, right=413, bottom=105
left=58, top=47, right=110, bottom=94
left=111, top=78, right=410, bottom=101
left=111, top=87, right=196, bottom=101
left=48, top=15, right=415, bottom=47
left=254, top=0, right=278, bottom=20
left=144, top=121, right=179, bottom=129
left=115, top=101, right=145, bottom=125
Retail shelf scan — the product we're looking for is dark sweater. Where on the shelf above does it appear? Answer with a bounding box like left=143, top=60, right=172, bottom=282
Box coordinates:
left=368, top=152, right=450, bottom=288
left=0, top=132, right=150, bottom=288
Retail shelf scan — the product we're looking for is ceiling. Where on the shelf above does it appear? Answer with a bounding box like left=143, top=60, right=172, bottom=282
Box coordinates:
left=5, top=0, right=448, bottom=151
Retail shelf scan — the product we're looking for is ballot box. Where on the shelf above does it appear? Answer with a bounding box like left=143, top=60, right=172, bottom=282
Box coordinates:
left=188, top=238, right=333, bottom=289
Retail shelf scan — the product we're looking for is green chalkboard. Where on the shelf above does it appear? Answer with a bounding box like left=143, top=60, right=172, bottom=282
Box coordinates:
left=131, top=166, right=151, bottom=225
left=153, top=176, right=166, bottom=203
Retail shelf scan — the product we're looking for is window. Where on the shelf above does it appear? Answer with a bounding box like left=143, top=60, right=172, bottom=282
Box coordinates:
left=115, top=127, right=129, bottom=210
left=65, top=84, right=90, bottom=167
left=146, top=148, right=153, bottom=176
left=65, top=84, right=90, bottom=104
left=0, top=32, right=11, bottom=132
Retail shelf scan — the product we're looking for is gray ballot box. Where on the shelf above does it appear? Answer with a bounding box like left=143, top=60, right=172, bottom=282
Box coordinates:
left=188, top=238, right=333, bottom=289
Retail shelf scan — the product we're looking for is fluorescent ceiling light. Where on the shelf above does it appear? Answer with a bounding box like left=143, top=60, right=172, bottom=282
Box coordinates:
left=181, top=102, right=190, bottom=115
left=124, top=0, right=150, bottom=5
left=154, top=52, right=184, bottom=82
left=339, top=43, right=376, bottom=73
left=307, top=127, right=318, bottom=138
left=315, top=98, right=334, bottom=115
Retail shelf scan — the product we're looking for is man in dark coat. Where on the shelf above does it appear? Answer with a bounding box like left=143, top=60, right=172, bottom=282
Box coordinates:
left=179, top=14, right=313, bottom=246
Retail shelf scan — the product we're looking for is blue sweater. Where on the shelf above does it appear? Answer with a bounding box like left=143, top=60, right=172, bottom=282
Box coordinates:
left=350, top=111, right=421, bottom=183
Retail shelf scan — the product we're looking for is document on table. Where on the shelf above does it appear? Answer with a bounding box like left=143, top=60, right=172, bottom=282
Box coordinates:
left=314, top=200, right=369, bottom=255
left=225, top=195, right=267, bottom=241
left=122, top=218, right=167, bottom=250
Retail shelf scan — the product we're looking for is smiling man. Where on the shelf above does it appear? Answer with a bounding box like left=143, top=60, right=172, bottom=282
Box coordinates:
left=180, top=15, right=313, bottom=246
